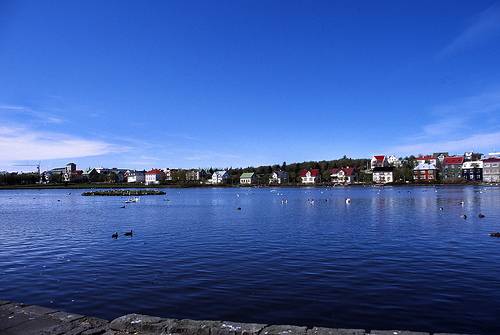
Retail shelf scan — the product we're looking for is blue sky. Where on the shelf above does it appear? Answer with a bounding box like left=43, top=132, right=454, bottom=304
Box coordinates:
left=1, top=1, right=500, bottom=171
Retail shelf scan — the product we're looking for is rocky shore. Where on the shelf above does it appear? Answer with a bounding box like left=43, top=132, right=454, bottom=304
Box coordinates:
left=0, top=300, right=473, bottom=335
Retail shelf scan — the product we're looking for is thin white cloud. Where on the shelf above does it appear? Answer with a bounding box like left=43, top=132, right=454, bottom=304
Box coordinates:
left=413, top=90, right=500, bottom=140
left=439, top=2, right=500, bottom=58
left=0, top=126, right=125, bottom=163
left=0, top=104, right=64, bottom=124
left=389, top=90, right=500, bottom=155
left=391, top=131, right=500, bottom=155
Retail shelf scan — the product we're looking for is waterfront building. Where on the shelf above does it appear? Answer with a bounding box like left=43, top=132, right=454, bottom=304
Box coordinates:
left=330, top=167, right=357, bottom=185
left=441, top=156, right=465, bottom=181
left=211, top=170, right=229, bottom=184
left=372, top=167, right=394, bottom=184
left=482, top=157, right=500, bottom=183
left=162, top=168, right=173, bottom=181
left=370, top=155, right=387, bottom=169
left=240, top=172, right=256, bottom=185
left=416, top=155, right=438, bottom=166
left=462, top=161, right=483, bottom=182
left=386, top=155, right=401, bottom=167
left=145, top=169, right=165, bottom=185
left=299, top=169, right=320, bottom=184
left=185, top=169, right=206, bottom=182
left=433, top=152, right=449, bottom=165
left=127, top=170, right=145, bottom=183
left=269, top=171, right=288, bottom=184
left=413, top=163, right=437, bottom=182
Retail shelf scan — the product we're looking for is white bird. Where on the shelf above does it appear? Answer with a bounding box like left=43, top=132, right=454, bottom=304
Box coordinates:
left=345, top=198, right=351, bottom=204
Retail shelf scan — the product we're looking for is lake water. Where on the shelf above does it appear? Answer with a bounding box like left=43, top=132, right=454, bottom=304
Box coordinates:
left=1, top=186, right=500, bottom=334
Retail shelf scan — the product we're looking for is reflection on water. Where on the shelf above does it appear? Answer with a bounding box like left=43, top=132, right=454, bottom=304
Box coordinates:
left=1, top=186, right=500, bottom=334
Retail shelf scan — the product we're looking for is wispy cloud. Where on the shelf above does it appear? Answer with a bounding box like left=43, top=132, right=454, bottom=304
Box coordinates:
left=388, top=90, right=500, bottom=155
left=391, top=131, right=500, bottom=155
left=439, top=2, right=500, bottom=58
left=0, top=126, right=125, bottom=164
left=0, top=104, right=64, bottom=124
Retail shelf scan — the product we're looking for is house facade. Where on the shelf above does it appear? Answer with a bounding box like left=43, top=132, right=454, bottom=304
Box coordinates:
left=413, top=163, right=437, bottom=182
left=416, top=155, right=438, bottom=166
left=462, top=161, right=483, bottom=182
left=371, top=155, right=387, bottom=169
left=186, top=169, right=206, bottom=182
left=483, top=157, right=500, bottom=183
left=211, top=170, right=229, bottom=184
left=386, top=155, right=401, bottom=167
left=330, top=167, right=357, bottom=184
left=372, top=167, right=394, bottom=184
left=145, top=169, right=165, bottom=185
left=269, top=171, right=288, bottom=184
left=441, top=156, right=464, bottom=181
left=240, top=172, right=256, bottom=185
left=127, top=170, right=145, bottom=183
left=299, top=169, right=320, bottom=184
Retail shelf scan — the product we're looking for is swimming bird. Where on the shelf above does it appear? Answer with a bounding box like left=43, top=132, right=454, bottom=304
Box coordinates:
left=112, top=232, right=118, bottom=239
left=459, top=201, right=465, bottom=206
left=124, top=230, right=133, bottom=237
left=237, top=207, right=242, bottom=210
left=345, top=198, right=351, bottom=204
left=461, top=214, right=467, bottom=219
left=478, top=213, right=485, bottom=218
left=439, top=207, right=444, bottom=211
left=490, top=232, right=500, bottom=238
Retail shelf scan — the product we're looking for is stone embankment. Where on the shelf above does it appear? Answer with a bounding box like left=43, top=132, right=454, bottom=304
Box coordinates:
left=0, top=300, right=472, bottom=335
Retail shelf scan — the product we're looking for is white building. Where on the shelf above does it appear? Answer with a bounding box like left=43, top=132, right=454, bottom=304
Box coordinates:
left=416, top=155, right=438, bottom=166
left=269, top=171, right=288, bottom=184
left=386, top=155, right=401, bottom=167
left=299, top=169, right=320, bottom=184
left=211, top=170, right=229, bottom=184
left=162, top=168, right=173, bottom=181
left=145, top=169, right=164, bottom=185
left=372, top=167, right=394, bottom=184
left=330, top=167, right=357, bottom=185
left=127, top=171, right=145, bottom=183
left=483, top=157, right=500, bottom=183
left=240, top=172, right=256, bottom=185
left=371, top=155, right=387, bottom=169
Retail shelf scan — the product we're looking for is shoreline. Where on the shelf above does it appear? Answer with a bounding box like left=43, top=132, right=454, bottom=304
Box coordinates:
left=0, top=182, right=493, bottom=190
left=0, top=299, right=471, bottom=335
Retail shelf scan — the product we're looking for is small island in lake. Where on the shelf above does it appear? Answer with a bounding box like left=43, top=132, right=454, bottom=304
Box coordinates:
left=82, top=189, right=166, bottom=196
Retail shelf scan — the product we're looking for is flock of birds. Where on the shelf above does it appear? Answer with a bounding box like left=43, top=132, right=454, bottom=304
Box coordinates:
left=107, top=188, right=500, bottom=239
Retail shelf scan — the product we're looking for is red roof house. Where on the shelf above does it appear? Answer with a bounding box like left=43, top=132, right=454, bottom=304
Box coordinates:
left=299, top=169, right=320, bottom=184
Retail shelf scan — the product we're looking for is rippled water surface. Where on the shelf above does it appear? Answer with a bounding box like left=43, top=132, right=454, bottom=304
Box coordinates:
left=1, top=186, right=500, bottom=334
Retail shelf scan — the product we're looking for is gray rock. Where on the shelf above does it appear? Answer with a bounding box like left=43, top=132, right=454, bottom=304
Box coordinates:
left=49, top=310, right=86, bottom=323
left=261, top=325, right=308, bottom=335
left=170, top=319, right=223, bottom=335
left=308, top=327, right=366, bottom=335
left=215, top=321, right=267, bottom=335
left=1, top=315, right=60, bottom=335
left=21, top=304, right=58, bottom=316
left=110, top=313, right=175, bottom=333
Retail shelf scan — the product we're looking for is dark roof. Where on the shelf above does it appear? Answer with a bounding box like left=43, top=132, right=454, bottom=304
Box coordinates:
left=483, top=157, right=500, bottom=162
